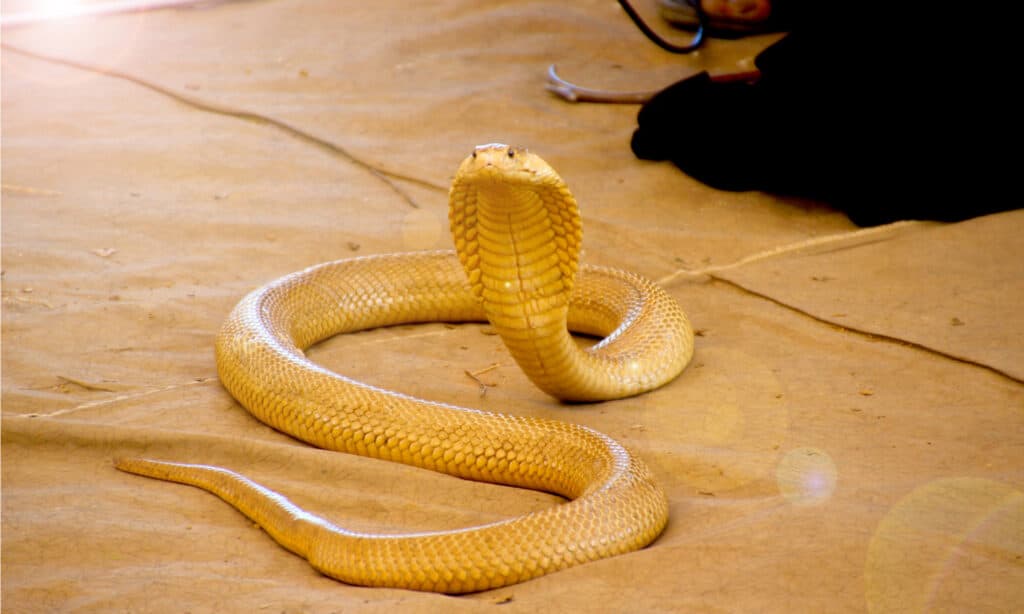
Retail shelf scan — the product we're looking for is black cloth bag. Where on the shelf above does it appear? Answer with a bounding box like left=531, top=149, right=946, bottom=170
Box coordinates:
left=631, top=5, right=1017, bottom=226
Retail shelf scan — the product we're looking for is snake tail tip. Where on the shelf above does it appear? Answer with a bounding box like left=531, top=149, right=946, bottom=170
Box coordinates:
left=113, top=456, right=167, bottom=476
left=113, top=456, right=141, bottom=472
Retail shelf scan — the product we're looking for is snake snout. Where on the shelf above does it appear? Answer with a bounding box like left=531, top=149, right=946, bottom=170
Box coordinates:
left=462, top=144, right=542, bottom=187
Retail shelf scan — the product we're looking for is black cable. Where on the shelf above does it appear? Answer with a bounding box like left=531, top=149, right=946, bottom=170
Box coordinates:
left=617, top=0, right=705, bottom=54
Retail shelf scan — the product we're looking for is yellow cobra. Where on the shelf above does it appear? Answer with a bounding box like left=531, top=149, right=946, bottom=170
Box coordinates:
left=115, top=144, right=695, bottom=593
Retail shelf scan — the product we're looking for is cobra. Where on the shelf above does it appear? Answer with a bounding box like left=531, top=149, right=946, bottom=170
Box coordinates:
left=116, top=144, right=695, bottom=593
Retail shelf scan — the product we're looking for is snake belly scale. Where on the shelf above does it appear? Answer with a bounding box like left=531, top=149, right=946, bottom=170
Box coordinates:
left=115, top=144, right=695, bottom=593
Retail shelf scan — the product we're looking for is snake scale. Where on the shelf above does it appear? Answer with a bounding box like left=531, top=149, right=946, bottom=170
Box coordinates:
left=116, top=144, right=695, bottom=593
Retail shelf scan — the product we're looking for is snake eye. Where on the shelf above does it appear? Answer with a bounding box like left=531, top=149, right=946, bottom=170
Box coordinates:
left=507, top=148, right=516, bottom=159
left=471, top=151, right=477, bottom=159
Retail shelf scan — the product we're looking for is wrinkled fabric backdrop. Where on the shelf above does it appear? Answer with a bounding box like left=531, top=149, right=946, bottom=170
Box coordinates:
left=2, top=1, right=1022, bottom=612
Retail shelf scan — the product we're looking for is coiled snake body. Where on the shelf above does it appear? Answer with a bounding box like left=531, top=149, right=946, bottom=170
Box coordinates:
left=116, top=144, right=694, bottom=593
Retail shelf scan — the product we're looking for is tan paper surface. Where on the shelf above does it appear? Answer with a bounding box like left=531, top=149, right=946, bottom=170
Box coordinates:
left=3, top=2, right=1022, bottom=611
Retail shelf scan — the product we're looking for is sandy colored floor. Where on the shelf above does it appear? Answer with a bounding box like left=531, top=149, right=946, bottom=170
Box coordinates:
left=2, top=1, right=1022, bottom=612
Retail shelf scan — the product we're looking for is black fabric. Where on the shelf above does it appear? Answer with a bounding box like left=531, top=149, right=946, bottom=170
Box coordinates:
left=632, top=5, right=1017, bottom=226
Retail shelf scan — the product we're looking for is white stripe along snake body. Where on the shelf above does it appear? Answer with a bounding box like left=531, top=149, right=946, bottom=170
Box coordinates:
left=116, top=144, right=695, bottom=593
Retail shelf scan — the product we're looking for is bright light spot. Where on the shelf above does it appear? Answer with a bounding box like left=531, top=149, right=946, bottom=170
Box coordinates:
left=26, top=0, right=85, bottom=21
left=3, top=0, right=150, bottom=81
left=775, top=446, right=837, bottom=506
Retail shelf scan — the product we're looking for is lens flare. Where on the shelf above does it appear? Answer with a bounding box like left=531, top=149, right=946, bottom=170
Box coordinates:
left=775, top=446, right=838, bottom=506
left=636, top=347, right=789, bottom=494
left=866, top=478, right=1024, bottom=612
left=7, top=0, right=85, bottom=24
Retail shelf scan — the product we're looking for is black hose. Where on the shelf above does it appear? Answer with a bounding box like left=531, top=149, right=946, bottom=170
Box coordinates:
left=617, top=0, right=705, bottom=53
